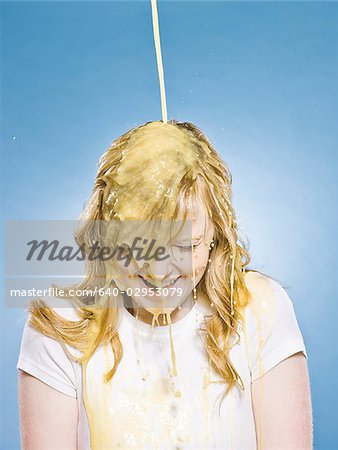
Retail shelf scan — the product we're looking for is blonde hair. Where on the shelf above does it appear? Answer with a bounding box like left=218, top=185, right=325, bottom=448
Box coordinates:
left=28, top=119, right=256, bottom=406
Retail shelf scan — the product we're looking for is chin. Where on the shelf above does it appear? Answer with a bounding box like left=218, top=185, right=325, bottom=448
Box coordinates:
left=145, top=306, right=176, bottom=316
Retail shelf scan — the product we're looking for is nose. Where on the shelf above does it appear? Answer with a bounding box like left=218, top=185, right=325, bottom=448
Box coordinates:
left=140, top=259, right=173, bottom=286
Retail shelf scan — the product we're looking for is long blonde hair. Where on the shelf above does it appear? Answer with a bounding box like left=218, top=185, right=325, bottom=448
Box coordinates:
left=29, top=119, right=255, bottom=403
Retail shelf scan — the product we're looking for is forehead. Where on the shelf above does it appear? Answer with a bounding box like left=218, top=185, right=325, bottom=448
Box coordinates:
left=176, top=194, right=213, bottom=237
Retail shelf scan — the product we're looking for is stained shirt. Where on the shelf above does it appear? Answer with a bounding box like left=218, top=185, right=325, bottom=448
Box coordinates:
left=17, top=271, right=308, bottom=450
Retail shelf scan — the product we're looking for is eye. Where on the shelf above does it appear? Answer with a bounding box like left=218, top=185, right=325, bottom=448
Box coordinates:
left=173, top=243, right=199, bottom=252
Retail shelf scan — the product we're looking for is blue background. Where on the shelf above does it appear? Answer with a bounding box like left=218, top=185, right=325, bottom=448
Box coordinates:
left=1, top=1, right=337, bottom=448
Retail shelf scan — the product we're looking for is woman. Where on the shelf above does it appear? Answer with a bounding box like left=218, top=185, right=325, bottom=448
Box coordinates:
left=17, top=119, right=313, bottom=449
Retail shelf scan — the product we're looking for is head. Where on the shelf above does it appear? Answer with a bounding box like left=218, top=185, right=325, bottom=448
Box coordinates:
left=78, top=120, right=246, bottom=309
left=66, top=119, right=252, bottom=399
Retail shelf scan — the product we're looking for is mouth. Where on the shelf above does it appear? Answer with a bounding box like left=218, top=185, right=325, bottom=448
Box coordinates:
left=138, top=275, right=180, bottom=289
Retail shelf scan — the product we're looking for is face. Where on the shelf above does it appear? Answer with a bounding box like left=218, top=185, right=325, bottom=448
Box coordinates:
left=110, top=195, right=215, bottom=315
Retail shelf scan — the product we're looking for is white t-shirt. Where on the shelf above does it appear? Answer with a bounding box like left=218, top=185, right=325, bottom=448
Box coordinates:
left=17, top=271, right=308, bottom=450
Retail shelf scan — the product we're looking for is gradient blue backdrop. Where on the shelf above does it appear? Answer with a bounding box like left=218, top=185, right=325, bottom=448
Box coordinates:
left=1, top=1, right=337, bottom=448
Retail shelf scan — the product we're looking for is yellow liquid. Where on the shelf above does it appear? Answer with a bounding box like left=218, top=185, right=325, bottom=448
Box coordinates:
left=151, top=0, right=168, bottom=123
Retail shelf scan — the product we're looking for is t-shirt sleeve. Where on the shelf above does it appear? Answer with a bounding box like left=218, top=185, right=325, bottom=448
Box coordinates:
left=242, top=272, right=308, bottom=382
left=16, top=315, right=79, bottom=398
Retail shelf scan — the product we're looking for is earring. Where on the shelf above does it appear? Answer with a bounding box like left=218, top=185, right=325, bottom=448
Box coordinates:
left=209, top=239, right=215, bottom=250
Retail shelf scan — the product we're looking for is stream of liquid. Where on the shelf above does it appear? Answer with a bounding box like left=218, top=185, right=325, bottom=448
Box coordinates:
left=151, top=0, right=168, bottom=124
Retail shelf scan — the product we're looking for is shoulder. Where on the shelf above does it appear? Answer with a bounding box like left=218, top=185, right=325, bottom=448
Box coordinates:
left=240, top=269, right=300, bottom=332
left=17, top=296, right=82, bottom=397
left=240, top=270, right=307, bottom=381
left=25, top=295, right=83, bottom=356
left=242, top=270, right=289, bottom=316
left=33, top=295, right=82, bottom=321
left=244, top=269, right=282, bottom=296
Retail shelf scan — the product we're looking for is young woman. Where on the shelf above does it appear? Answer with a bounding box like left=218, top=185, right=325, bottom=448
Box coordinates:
left=17, top=120, right=313, bottom=449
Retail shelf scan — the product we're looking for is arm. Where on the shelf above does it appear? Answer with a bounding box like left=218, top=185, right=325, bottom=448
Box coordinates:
left=252, top=352, right=313, bottom=450
left=18, top=370, right=78, bottom=450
